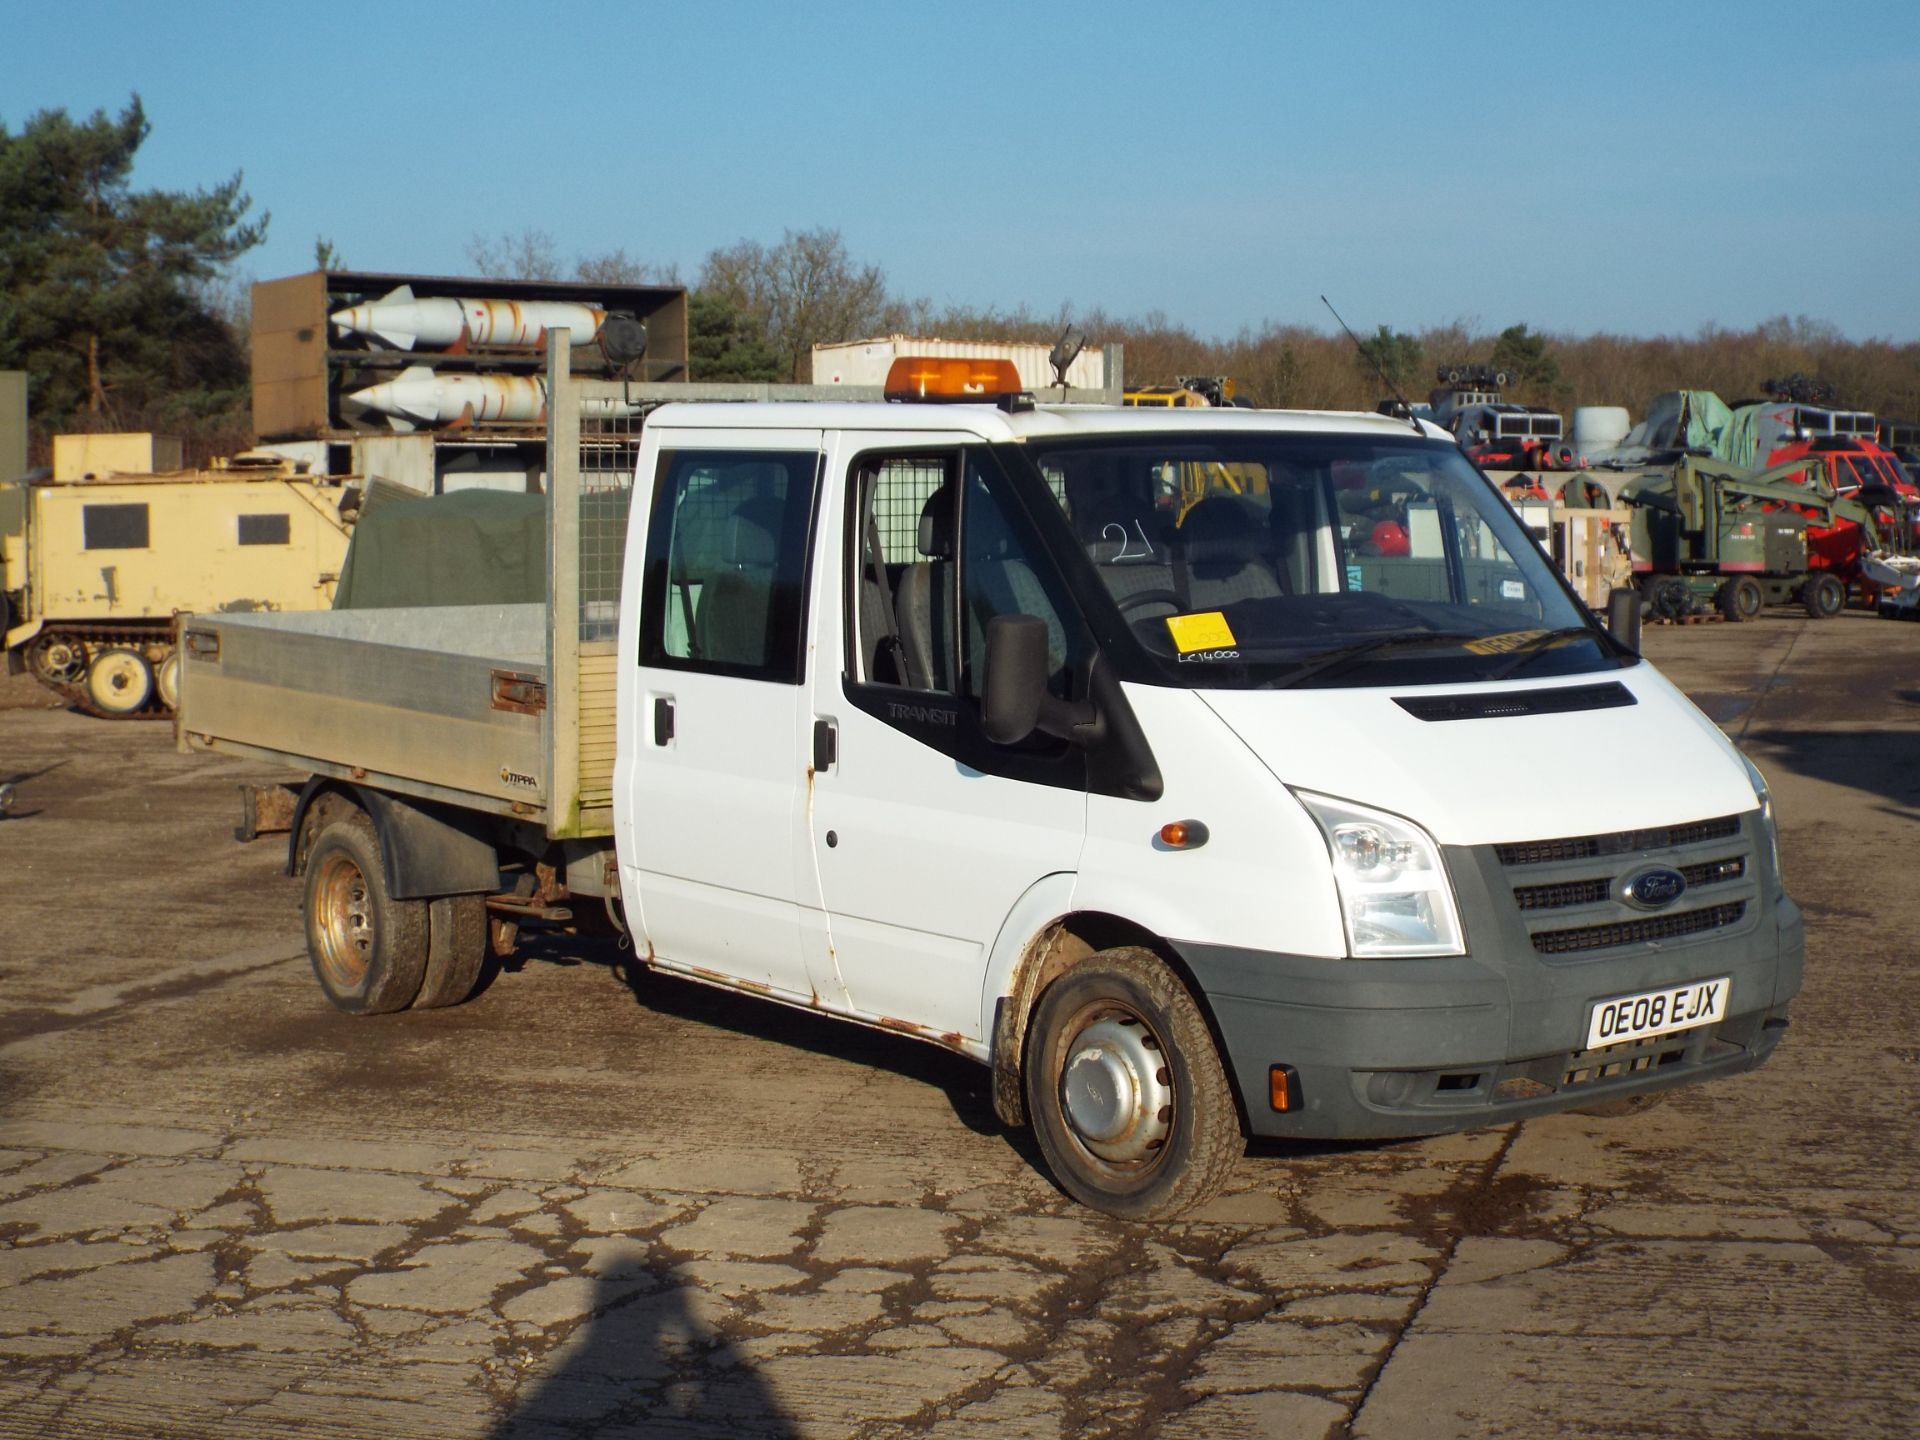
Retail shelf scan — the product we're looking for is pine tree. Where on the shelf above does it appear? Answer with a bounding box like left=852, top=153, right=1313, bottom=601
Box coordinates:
left=0, top=95, right=267, bottom=439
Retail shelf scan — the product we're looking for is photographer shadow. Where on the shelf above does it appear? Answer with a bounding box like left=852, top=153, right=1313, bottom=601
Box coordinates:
left=490, top=1266, right=799, bottom=1439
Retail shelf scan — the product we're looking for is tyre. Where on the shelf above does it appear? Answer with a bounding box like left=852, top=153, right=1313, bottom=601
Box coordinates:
left=155, top=649, right=181, bottom=711
left=1715, top=576, right=1763, bottom=622
left=1802, top=572, right=1845, bottom=619
left=1640, top=575, right=1691, bottom=622
left=1024, top=947, right=1241, bottom=1220
left=86, top=647, right=152, bottom=716
left=303, top=814, right=428, bottom=1014
left=413, top=893, right=489, bottom=1009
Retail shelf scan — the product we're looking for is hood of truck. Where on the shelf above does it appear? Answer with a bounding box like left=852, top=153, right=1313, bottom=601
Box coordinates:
left=1195, top=661, right=1757, bottom=848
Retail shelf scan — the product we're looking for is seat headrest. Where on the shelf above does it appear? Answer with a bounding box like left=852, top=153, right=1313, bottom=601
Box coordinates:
left=918, top=483, right=955, bottom=559
left=1178, top=496, right=1265, bottom=572
left=725, top=493, right=783, bottom=566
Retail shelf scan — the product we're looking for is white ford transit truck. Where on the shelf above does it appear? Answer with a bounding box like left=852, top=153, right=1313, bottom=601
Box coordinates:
left=180, top=349, right=1801, bottom=1218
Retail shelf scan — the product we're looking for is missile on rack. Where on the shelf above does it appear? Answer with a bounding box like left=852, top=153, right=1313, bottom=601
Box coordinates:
left=329, top=285, right=609, bottom=352
left=345, top=366, right=640, bottom=431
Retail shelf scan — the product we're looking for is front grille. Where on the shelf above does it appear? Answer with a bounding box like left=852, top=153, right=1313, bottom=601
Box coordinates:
left=1497, top=814, right=1742, bottom=867
left=1532, top=902, right=1747, bottom=956
left=1513, top=855, right=1746, bottom=913
left=1485, top=811, right=1758, bottom=962
left=1514, top=877, right=1611, bottom=911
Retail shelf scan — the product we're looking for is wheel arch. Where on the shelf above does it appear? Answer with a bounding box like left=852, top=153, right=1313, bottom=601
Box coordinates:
left=987, top=906, right=1250, bottom=1136
left=288, top=779, right=501, bottom=901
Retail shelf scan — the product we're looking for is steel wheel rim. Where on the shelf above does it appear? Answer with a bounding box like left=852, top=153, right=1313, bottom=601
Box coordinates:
left=88, top=651, right=150, bottom=713
left=1058, top=1007, right=1175, bottom=1166
left=313, top=851, right=374, bottom=991
left=34, top=639, right=87, bottom=685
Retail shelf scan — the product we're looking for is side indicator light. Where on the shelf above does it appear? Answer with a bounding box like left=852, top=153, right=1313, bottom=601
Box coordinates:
left=1156, top=819, right=1210, bottom=850
left=1269, top=1064, right=1299, bottom=1113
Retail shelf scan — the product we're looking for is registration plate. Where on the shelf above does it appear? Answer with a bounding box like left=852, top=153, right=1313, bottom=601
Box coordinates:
left=1585, top=976, right=1730, bottom=1049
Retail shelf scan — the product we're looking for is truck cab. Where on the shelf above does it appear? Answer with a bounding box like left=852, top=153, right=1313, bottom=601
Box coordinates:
left=609, top=368, right=1800, bottom=1216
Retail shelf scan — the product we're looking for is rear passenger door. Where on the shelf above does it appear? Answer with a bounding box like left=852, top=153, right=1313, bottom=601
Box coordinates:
left=618, top=436, right=823, bottom=1002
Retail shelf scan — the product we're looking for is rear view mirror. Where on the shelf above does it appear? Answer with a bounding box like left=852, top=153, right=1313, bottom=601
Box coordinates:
left=981, top=615, right=1049, bottom=745
left=1606, top=586, right=1642, bottom=653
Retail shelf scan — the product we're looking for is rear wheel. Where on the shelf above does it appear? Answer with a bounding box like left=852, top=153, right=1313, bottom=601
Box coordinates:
left=1802, top=572, right=1846, bottom=619
left=413, top=893, right=489, bottom=1008
left=304, top=814, right=428, bottom=1014
left=1024, top=947, right=1241, bottom=1220
left=86, top=647, right=153, bottom=716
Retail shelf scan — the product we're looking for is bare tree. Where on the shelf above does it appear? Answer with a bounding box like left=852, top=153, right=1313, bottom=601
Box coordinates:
left=575, top=249, right=682, bottom=287
left=698, top=227, right=903, bottom=380
left=466, top=228, right=563, bottom=281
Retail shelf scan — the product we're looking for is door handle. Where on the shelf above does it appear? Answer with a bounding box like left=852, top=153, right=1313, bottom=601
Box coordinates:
left=812, top=718, right=837, bottom=771
left=654, top=696, right=674, bottom=746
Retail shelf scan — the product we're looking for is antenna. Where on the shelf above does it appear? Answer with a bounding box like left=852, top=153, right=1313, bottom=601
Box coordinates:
left=1322, top=295, right=1423, bottom=436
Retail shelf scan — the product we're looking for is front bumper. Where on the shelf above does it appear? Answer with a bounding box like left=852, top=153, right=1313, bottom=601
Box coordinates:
left=1175, top=820, right=1803, bottom=1141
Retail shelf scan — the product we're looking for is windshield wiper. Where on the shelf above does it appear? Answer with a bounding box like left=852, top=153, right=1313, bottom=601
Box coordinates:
left=1266, top=631, right=1469, bottom=688
left=1483, top=627, right=1598, bottom=681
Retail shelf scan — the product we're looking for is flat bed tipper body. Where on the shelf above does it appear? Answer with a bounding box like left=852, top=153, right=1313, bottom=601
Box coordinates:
left=181, top=345, right=1802, bottom=1218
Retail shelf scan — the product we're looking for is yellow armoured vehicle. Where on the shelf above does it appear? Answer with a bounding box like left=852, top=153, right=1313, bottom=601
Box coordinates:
left=2, top=436, right=357, bottom=717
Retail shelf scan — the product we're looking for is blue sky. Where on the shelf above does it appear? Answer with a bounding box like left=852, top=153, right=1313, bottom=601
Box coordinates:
left=8, top=1, right=1918, bottom=341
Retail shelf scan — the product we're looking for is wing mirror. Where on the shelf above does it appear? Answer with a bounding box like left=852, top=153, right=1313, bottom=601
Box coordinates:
left=981, top=615, right=1102, bottom=747
left=1606, top=586, right=1642, bottom=653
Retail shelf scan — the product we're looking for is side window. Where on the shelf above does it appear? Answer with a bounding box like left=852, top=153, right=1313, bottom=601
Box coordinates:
left=848, top=454, right=954, bottom=690
left=847, top=448, right=1080, bottom=701
left=83, top=503, right=149, bottom=550
left=639, top=448, right=820, bottom=683
left=958, top=453, right=1076, bottom=701
left=238, top=513, right=292, bottom=546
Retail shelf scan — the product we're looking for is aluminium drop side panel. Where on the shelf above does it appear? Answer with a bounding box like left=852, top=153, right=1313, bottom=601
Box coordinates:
left=179, top=605, right=548, bottom=819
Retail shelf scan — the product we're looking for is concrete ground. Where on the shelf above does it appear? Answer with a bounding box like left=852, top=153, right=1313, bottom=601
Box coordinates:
left=0, top=611, right=1915, bottom=1439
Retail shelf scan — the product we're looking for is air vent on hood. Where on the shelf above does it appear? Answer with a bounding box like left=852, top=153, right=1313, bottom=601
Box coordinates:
left=1394, top=682, right=1636, bottom=723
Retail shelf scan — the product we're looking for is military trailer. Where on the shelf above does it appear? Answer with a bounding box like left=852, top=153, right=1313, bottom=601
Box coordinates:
left=2, top=441, right=357, bottom=716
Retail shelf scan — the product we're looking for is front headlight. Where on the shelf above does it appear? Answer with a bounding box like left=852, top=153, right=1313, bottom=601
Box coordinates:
left=1739, top=753, right=1783, bottom=890
left=1295, top=791, right=1465, bottom=958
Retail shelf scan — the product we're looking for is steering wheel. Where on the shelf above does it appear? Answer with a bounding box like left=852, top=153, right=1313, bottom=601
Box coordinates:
left=1118, top=588, right=1185, bottom=617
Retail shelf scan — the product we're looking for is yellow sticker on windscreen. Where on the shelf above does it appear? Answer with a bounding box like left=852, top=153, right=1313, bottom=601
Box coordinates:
left=1166, top=611, right=1237, bottom=653
left=1464, top=629, right=1548, bottom=655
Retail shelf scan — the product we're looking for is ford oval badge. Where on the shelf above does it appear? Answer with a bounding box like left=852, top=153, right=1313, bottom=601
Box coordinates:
left=1622, top=866, right=1688, bottom=911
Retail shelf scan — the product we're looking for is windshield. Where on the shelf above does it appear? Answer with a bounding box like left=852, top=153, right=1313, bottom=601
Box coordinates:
left=1018, top=432, right=1622, bottom=689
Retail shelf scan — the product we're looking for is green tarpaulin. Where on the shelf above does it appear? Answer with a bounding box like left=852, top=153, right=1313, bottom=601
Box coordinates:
left=333, top=489, right=547, bottom=609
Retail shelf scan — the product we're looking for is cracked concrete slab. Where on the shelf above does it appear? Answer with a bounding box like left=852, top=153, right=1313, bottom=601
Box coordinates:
left=1, top=623, right=1916, bottom=1437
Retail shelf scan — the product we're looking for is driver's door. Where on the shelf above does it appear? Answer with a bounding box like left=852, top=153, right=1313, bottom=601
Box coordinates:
left=800, top=441, right=1089, bottom=1042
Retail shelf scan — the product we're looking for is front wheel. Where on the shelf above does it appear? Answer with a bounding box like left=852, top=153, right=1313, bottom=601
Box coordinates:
left=304, top=814, right=428, bottom=1014
left=1024, top=947, right=1241, bottom=1220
